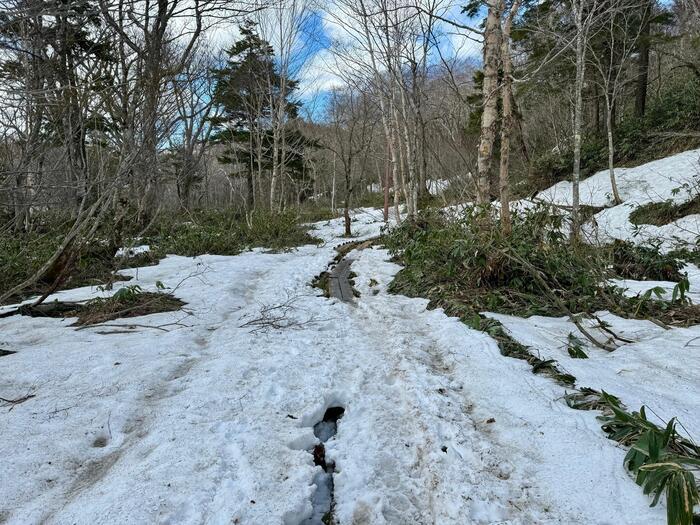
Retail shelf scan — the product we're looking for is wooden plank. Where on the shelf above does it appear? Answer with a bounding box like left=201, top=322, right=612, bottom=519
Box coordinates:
left=329, top=257, right=354, bottom=303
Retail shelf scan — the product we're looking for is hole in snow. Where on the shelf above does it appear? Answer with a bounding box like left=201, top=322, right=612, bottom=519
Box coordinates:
left=0, top=349, right=17, bottom=357
left=313, top=406, right=344, bottom=443
left=301, top=406, right=345, bottom=525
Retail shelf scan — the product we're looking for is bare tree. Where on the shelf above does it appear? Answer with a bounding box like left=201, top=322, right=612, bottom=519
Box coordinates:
left=323, top=87, right=376, bottom=235
left=255, top=0, right=314, bottom=210
left=498, top=0, right=521, bottom=233
left=587, top=0, right=648, bottom=204
left=169, top=44, right=220, bottom=211
left=570, top=0, right=601, bottom=238
left=96, top=0, right=256, bottom=220
left=476, top=0, right=502, bottom=206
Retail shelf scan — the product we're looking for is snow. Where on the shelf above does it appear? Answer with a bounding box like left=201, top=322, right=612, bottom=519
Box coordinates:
left=487, top=148, right=700, bottom=433
left=427, top=179, right=450, bottom=195
left=115, top=244, right=151, bottom=258
left=485, top=310, right=700, bottom=438
left=0, top=208, right=670, bottom=524
left=366, top=180, right=450, bottom=196
left=532, top=148, right=700, bottom=251
left=5, top=145, right=700, bottom=523
left=609, top=263, right=700, bottom=303
left=481, top=148, right=700, bottom=461
left=537, top=149, right=700, bottom=208
left=114, top=244, right=151, bottom=257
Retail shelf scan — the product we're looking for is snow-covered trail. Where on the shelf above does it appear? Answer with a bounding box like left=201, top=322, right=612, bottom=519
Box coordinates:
left=1, top=212, right=664, bottom=524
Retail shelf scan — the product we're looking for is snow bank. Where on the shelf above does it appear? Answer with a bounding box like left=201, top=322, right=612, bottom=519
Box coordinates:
left=608, top=263, right=700, bottom=303
left=427, top=179, right=450, bottom=195
left=538, top=149, right=700, bottom=207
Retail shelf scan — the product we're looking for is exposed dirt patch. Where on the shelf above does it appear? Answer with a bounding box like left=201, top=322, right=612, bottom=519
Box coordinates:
left=92, top=436, right=108, bottom=448
left=17, top=301, right=83, bottom=319
left=312, top=272, right=331, bottom=298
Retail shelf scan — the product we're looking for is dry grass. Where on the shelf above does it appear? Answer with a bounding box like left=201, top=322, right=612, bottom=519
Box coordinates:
left=15, top=288, right=184, bottom=326
left=74, top=291, right=184, bottom=326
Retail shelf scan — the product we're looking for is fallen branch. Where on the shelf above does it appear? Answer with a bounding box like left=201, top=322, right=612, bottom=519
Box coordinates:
left=239, top=291, right=327, bottom=333
left=500, top=249, right=617, bottom=352
left=591, top=314, right=635, bottom=344
left=0, top=394, right=36, bottom=411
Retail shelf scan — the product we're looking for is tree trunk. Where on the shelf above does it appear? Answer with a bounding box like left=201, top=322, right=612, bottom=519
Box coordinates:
left=606, top=100, right=621, bottom=204
left=270, top=131, right=280, bottom=210
left=383, top=157, right=390, bottom=222
left=594, top=83, right=601, bottom=132
left=331, top=153, right=337, bottom=214
left=357, top=0, right=400, bottom=222
left=634, top=4, right=651, bottom=118
left=344, top=168, right=352, bottom=236
left=571, top=4, right=587, bottom=240
left=392, top=99, right=411, bottom=215
left=247, top=129, right=255, bottom=211
left=499, top=1, right=518, bottom=234
left=476, top=0, right=502, bottom=205
left=399, top=87, right=417, bottom=217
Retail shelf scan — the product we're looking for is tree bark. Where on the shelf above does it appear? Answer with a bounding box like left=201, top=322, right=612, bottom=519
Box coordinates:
left=499, top=0, right=519, bottom=234
left=383, top=157, right=390, bottom=222
left=331, top=152, right=337, bottom=213
left=476, top=0, right=502, bottom=205
left=571, top=1, right=588, bottom=240
left=606, top=100, right=622, bottom=204
left=634, top=3, right=651, bottom=118
left=344, top=167, right=352, bottom=236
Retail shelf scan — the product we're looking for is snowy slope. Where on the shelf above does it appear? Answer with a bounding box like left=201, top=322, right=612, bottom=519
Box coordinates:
left=537, top=149, right=700, bottom=208
left=0, top=210, right=668, bottom=524
left=485, top=151, right=700, bottom=489
left=531, top=148, right=700, bottom=251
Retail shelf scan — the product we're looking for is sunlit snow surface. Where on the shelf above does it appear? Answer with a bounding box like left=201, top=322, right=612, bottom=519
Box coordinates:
left=0, top=185, right=691, bottom=524
left=537, top=148, right=700, bottom=252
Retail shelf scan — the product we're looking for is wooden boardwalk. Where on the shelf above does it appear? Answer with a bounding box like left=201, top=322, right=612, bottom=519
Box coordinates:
left=329, top=257, right=355, bottom=303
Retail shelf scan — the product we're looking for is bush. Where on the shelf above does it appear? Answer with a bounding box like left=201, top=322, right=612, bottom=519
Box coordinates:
left=598, top=393, right=700, bottom=525
left=0, top=227, right=135, bottom=303
left=629, top=196, right=700, bottom=227
left=295, top=204, right=336, bottom=223
left=529, top=78, right=700, bottom=194
left=144, top=209, right=321, bottom=257
left=0, top=208, right=319, bottom=303
left=384, top=206, right=606, bottom=317
left=352, top=191, right=387, bottom=209
left=75, top=284, right=184, bottom=326
left=610, top=240, right=685, bottom=281
left=0, top=232, right=61, bottom=300
left=383, top=206, right=698, bottom=325
left=530, top=135, right=608, bottom=190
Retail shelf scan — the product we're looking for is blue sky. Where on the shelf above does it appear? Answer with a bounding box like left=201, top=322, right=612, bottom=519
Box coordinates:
left=292, top=3, right=483, bottom=118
